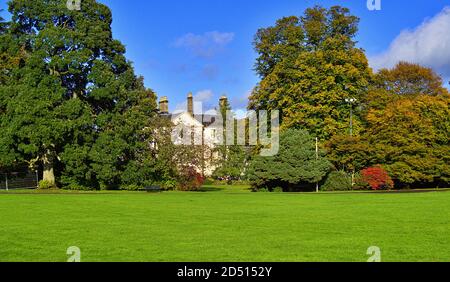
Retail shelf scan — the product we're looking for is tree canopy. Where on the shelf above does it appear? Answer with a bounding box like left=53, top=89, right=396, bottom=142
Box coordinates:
left=374, top=62, right=449, bottom=97
left=0, top=0, right=159, bottom=189
left=249, top=6, right=449, bottom=189
left=327, top=63, right=450, bottom=188
left=0, top=10, right=6, bottom=33
left=249, top=6, right=372, bottom=140
left=1, top=3, right=449, bottom=191
left=364, top=93, right=449, bottom=187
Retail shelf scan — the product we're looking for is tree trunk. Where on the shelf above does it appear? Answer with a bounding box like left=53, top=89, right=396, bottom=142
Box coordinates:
left=42, top=150, right=56, bottom=186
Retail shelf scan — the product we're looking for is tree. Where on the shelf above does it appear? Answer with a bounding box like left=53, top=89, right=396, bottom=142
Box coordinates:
left=327, top=63, right=450, bottom=188
left=364, top=94, right=449, bottom=187
left=212, top=145, right=250, bottom=181
left=217, top=96, right=232, bottom=160
left=248, top=129, right=331, bottom=191
left=375, top=62, right=449, bottom=96
left=212, top=97, right=250, bottom=181
left=325, top=135, right=375, bottom=172
left=0, top=29, right=26, bottom=171
left=253, top=16, right=305, bottom=78
left=249, top=6, right=372, bottom=140
left=360, top=63, right=450, bottom=188
left=0, top=10, right=6, bottom=33
left=1, top=9, right=24, bottom=87
left=0, top=0, right=158, bottom=189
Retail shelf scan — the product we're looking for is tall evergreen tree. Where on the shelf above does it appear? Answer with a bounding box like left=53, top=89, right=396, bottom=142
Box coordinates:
left=0, top=9, right=14, bottom=85
left=0, top=0, right=158, bottom=189
left=212, top=97, right=250, bottom=181
left=218, top=96, right=231, bottom=158
left=1, top=9, right=28, bottom=171
left=0, top=10, right=6, bottom=33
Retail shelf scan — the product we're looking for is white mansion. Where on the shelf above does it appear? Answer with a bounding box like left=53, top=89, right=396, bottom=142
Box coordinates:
left=158, top=93, right=229, bottom=176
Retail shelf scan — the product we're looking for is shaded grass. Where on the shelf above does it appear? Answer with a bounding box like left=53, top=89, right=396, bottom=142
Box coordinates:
left=0, top=185, right=449, bottom=262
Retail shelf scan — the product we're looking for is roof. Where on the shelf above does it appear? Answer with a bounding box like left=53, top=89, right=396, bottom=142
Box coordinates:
left=160, top=109, right=224, bottom=127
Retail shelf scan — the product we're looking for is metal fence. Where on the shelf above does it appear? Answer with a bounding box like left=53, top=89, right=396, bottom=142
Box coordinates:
left=0, top=171, right=39, bottom=190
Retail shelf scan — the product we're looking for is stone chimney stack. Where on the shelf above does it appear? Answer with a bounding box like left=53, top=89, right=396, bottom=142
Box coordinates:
left=219, top=95, right=228, bottom=108
left=187, top=92, right=194, bottom=116
left=159, top=96, right=169, bottom=114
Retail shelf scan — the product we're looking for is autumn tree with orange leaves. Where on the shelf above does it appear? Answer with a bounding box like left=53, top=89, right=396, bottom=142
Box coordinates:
left=362, top=62, right=449, bottom=187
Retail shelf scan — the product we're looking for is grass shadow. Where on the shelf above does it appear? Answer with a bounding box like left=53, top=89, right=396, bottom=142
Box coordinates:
left=197, top=186, right=227, bottom=192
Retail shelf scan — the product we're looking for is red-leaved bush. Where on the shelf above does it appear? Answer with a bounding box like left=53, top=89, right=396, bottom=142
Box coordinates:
left=178, top=166, right=205, bottom=191
left=360, top=166, right=394, bottom=190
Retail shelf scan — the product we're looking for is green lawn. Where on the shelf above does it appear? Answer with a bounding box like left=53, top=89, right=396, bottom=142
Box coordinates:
left=0, top=185, right=449, bottom=262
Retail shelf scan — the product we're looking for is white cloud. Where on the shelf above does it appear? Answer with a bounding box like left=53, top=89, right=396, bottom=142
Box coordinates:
left=370, top=7, right=450, bottom=82
left=207, top=31, right=235, bottom=45
left=194, top=89, right=214, bottom=102
left=235, top=89, right=251, bottom=107
left=174, top=31, right=235, bottom=58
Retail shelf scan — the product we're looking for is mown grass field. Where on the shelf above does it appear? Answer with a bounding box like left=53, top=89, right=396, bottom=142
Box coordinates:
left=0, top=185, right=449, bottom=262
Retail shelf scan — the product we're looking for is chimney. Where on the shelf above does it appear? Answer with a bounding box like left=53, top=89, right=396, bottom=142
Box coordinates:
left=159, top=96, right=169, bottom=114
left=187, top=92, right=194, bottom=116
left=219, top=95, right=228, bottom=108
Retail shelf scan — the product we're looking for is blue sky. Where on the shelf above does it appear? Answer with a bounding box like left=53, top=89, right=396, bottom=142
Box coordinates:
left=1, top=0, right=450, bottom=112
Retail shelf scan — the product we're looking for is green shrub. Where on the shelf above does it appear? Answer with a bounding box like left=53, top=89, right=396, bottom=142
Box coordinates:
left=38, top=180, right=57, bottom=190
left=203, top=178, right=214, bottom=185
left=321, top=171, right=352, bottom=191
left=248, top=129, right=331, bottom=191
left=160, top=180, right=177, bottom=191
left=354, top=172, right=370, bottom=190
left=211, top=179, right=250, bottom=186
left=121, top=184, right=141, bottom=191
left=257, top=187, right=270, bottom=193
left=272, top=187, right=283, bottom=193
left=63, top=182, right=92, bottom=191
left=253, top=187, right=284, bottom=193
